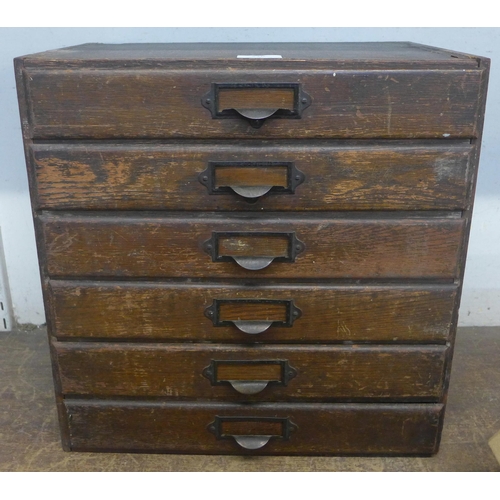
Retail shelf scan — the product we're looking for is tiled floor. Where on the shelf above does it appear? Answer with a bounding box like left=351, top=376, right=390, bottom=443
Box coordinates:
left=1, top=326, right=499, bottom=471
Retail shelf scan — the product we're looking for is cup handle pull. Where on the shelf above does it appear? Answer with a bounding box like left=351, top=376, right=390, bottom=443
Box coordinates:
left=228, top=380, right=270, bottom=395
left=232, top=256, right=275, bottom=270
left=231, top=320, right=274, bottom=334
left=204, top=299, right=302, bottom=334
left=233, top=108, right=280, bottom=128
left=202, top=360, right=298, bottom=395
left=198, top=162, right=305, bottom=201
left=233, top=435, right=272, bottom=450
left=208, top=416, right=297, bottom=450
left=202, top=231, right=305, bottom=270
left=201, top=83, right=312, bottom=129
left=228, top=185, right=274, bottom=200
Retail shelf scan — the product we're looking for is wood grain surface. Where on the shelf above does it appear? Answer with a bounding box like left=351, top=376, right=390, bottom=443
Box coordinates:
left=41, top=214, right=465, bottom=279
left=48, top=281, right=457, bottom=343
left=13, top=42, right=490, bottom=458
left=3, top=327, right=500, bottom=468
left=23, top=69, right=482, bottom=139
left=17, top=42, right=483, bottom=68
left=54, top=342, right=448, bottom=401
left=64, top=400, right=444, bottom=455
left=31, top=142, right=473, bottom=211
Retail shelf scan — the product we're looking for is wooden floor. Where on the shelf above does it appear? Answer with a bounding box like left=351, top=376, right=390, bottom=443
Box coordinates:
left=1, top=326, right=499, bottom=472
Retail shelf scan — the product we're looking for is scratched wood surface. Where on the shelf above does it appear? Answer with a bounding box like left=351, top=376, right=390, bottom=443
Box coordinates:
left=31, top=142, right=473, bottom=211
left=2, top=327, right=499, bottom=468
left=41, top=215, right=465, bottom=279
left=17, top=42, right=483, bottom=67
left=54, top=342, right=448, bottom=401
left=22, top=69, right=482, bottom=139
left=48, top=282, right=457, bottom=343
left=13, top=42, right=490, bottom=457
left=65, top=401, right=444, bottom=455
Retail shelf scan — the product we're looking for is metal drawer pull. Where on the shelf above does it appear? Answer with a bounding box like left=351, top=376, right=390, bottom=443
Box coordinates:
left=232, top=320, right=273, bottom=334
left=201, top=83, right=312, bottom=128
left=204, top=298, right=302, bottom=334
left=198, top=161, right=305, bottom=202
left=235, top=109, right=278, bottom=124
left=233, top=256, right=274, bottom=270
left=202, top=231, right=305, bottom=270
left=233, top=436, right=272, bottom=450
left=230, top=186, right=273, bottom=199
left=208, top=416, right=297, bottom=450
left=202, top=359, right=297, bottom=395
left=228, top=381, right=270, bottom=395
left=229, top=185, right=273, bottom=200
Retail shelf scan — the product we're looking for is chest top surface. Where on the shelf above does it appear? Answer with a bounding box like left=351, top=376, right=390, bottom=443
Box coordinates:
left=17, top=41, right=484, bottom=69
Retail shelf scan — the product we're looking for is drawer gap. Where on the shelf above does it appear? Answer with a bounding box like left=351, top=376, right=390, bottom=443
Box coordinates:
left=31, top=138, right=475, bottom=146
left=45, top=276, right=459, bottom=285
left=53, top=337, right=450, bottom=346
left=39, top=209, right=464, bottom=220
left=61, top=394, right=444, bottom=404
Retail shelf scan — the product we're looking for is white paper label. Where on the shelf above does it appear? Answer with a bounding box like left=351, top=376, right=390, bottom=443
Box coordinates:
left=237, top=55, right=283, bottom=59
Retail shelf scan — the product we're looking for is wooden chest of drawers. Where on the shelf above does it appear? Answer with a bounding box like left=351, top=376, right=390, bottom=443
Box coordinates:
left=15, top=42, right=489, bottom=455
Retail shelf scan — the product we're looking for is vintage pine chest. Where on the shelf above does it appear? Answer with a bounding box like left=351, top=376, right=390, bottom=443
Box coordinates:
left=15, top=42, right=489, bottom=455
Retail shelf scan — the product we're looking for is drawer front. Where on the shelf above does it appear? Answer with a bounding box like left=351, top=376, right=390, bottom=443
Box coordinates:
left=64, top=400, right=444, bottom=454
left=24, top=69, right=482, bottom=139
left=41, top=215, right=464, bottom=279
left=49, top=281, right=457, bottom=343
left=54, top=342, right=448, bottom=401
left=32, top=142, right=472, bottom=211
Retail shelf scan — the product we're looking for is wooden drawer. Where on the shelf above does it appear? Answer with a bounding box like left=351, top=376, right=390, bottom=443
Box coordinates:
left=41, top=214, right=464, bottom=279
left=22, top=68, right=482, bottom=139
left=54, top=342, right=448, bottom=401
left=31, top=141, right=472, bottom=211
left=48, top=281, right=457, bottom=343
left=64, top=400, right=444, bottom=455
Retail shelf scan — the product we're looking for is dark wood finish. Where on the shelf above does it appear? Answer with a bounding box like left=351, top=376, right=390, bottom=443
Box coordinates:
left=23, top=69, right=482, bottom=140
left=18, top=42, right=482, bottom=68
left=4, top=326, right=500, bottom=470
left=14, top=42, right=490, bottom=456
left=64, top=400, right=444, bottom=455
left=31, top=142, right=473, bottom=211
left=48, top=281, right=457, bottom=343
left=41, top=214, right=464, bottom=279
left=54, top=342, right=447, bottom=401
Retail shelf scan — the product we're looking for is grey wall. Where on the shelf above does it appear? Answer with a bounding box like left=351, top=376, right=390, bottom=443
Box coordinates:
left=1, top=28, right=499, bottom=327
